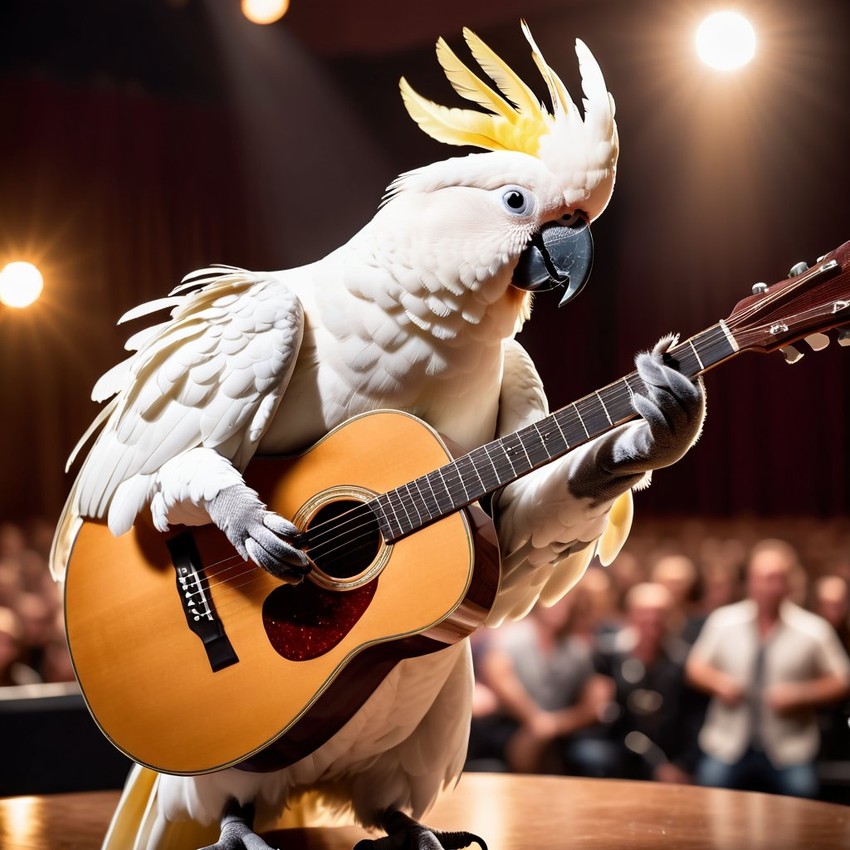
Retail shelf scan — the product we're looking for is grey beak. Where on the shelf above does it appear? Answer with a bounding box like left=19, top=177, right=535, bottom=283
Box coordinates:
left=512, top=217, right=594, bottom=307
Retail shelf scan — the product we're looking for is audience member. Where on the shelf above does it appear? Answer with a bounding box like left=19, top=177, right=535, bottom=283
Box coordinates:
left=686, top=539, right=850, bottom=798
left=478, top=591, right=610, bottom=774
left=16, top=591, right=55, bottom=673
left=574, top=583, right=700, bottom=782
left=650, top=554, right=704, bottom=644
left=605, top=550, right=644, bottom=612
left=0, top=606, right=42, bottom=686
left=814, top=576, right=850, bottom=652
left=0, top=558, right=24, bottom=608
left=699, top=558, right=742, bottom=614
left=580, top=566, right=621, bottom=636
left=811, top=575, right=850, bottom=774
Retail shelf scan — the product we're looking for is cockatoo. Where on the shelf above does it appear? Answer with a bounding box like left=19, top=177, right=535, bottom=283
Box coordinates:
left=50, top=23, right=705, bottom=850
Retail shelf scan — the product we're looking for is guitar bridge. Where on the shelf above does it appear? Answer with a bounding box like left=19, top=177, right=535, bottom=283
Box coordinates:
left=167, top=532, right=239, bottom=673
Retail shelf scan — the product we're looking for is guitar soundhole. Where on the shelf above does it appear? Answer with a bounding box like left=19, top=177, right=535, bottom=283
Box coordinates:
left=305, top=499, right=382, bottom=582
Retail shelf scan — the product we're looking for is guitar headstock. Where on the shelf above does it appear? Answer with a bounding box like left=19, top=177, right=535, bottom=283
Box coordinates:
left=724, top=240, right=850, bottom=363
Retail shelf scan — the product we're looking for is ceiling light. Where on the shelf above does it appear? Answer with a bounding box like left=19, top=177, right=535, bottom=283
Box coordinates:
left=241, top=0, right=289, bottom=25
left=696, top=12, right=756, bottom=71
left=0, top=261, right=44, bottom=308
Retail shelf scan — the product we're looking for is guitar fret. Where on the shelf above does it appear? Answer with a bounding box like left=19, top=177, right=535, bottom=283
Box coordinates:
left=389, top=488, right=413, bottom=533
left=689, top=338, right=705, bottom=370
left=451, top=456, right=477, bottom=503
left=575, top=396, right=611, bottom=438
left=552, top=407, right=578, bottom=448
left=378, top=492, right=404, bottom=539
left=596, top=391, right=613, bottom=425
left=440, top=463, right=459, bottom=504
left=532, top=421, right=557, bottom=461
left=430, top=469, right=454, bottom=514
left=418, top=475, right=442, bottom=518
left=481, top=444, right=500, bottom=475
left=472, top=445, right=502, bottom=491
left=450, top=460, right=473, bottom=502
left=573, top=403, right=590, bottom=438
left=550, top=412, right=571, bottom=449
left=405, top=483, right=426, bottom=525
left=372, top=496, right=393, bottom=538
left=501, top=433, right=533, bottom=475
left=539, top=418, right=569, bottom=457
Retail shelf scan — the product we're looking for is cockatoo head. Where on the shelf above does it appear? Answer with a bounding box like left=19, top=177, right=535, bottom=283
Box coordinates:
left=396, top=21, right=618, bottom=309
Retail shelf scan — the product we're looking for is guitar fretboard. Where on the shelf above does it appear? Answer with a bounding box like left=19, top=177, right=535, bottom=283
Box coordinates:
left=371, top=322, right=737, bottom=542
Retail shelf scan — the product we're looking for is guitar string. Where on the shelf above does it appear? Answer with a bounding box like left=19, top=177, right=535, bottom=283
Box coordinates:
left=175, top=325, right=737, bottom=608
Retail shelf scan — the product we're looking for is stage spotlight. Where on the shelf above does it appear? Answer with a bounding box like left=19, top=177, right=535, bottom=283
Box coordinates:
left=241, top=0, right=289, bottom=25
left=696, top=11, right=756, bottom=71
left=0, top=261, right=44, bottom=308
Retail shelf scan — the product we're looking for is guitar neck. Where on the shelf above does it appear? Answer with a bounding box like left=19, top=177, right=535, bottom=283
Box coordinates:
left=371, top=321, right=739, bottom=542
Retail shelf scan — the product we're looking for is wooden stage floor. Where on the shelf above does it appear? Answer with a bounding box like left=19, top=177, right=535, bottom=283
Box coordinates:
left=1, top=773, right=849, bottom=849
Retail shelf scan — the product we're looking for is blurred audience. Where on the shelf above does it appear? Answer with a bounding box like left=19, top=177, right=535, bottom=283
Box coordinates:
left=466, top=517, right=850, bottom=802
left=686, top=539, right=850, bottom=798
left=572, top=582, right=702, bottom=782
left=0, top=520, right=73, bottom=687
left=474, top=590, right=610, bottom=774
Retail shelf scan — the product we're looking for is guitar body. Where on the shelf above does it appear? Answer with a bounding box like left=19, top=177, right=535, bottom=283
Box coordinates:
left=64, top=410, right=500, bottom=776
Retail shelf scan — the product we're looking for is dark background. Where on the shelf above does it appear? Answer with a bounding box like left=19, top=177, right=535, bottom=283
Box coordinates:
left=1, top=0, right=849, bottom=526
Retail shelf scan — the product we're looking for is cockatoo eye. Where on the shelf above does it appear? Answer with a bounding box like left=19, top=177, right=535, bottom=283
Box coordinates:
left=500, top=187, right=534, bottom=217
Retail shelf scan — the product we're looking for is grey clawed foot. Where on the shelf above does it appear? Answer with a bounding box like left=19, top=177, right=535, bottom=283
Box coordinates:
left=354, top=811, right=487, bottom=850
left=199, top=801, right=278, bottom=850
left=206, top=484, right=311, bottom=583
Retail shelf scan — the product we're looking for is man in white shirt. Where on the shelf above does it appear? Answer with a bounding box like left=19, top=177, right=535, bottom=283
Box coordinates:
left=686, top=539, right=850, bottom=797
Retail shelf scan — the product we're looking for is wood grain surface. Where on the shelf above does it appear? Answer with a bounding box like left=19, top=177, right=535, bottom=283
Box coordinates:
left=2, top=774, right=850, bottom=850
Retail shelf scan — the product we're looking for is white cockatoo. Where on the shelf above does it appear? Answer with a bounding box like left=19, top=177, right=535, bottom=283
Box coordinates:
left=51, top=23, right=705, bottom=850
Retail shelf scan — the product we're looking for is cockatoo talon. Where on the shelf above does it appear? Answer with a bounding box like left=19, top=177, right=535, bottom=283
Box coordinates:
left=199, top=801, right=278, bottom=850
left=244, top=538, right=310, bottom=584
left=365, top=812, right=487, bottom=850
left=207, top=485, right=310, bottom=581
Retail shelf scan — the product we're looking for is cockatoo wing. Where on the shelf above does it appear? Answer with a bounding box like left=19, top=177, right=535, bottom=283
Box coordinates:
left=488, top=338, right=632, bottom=626
left=50, top=268, right=304, bottom=579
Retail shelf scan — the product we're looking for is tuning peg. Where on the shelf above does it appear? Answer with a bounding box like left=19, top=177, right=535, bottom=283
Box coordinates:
left=805, top=333, right=830, bottom=351
left=838, top=328, right=850, bottom=347
left=788, top=261, right=810, bottom=277
left=780, top=345, right=805, bottom=364
left=752, top=282, right=769, bottom=295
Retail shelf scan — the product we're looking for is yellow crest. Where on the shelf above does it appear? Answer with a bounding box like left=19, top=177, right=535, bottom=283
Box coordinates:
left=401, top=21, right=611, bottom=154
left=400, top=22, right=619, bottom=217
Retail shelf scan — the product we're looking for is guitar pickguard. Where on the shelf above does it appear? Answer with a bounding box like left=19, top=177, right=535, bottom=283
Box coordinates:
left=262, top=580, right=377, bottom=661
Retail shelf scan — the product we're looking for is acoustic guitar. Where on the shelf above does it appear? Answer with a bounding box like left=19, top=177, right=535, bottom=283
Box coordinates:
left=64, top=240, right=850, bottom=776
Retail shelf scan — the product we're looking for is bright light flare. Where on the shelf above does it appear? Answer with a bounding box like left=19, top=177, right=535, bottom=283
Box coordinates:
left=696, top=12, right=756, bottom=71
left=241, top=0, right=289, bottom=25
left=0, top=261, right=44, bottom=308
